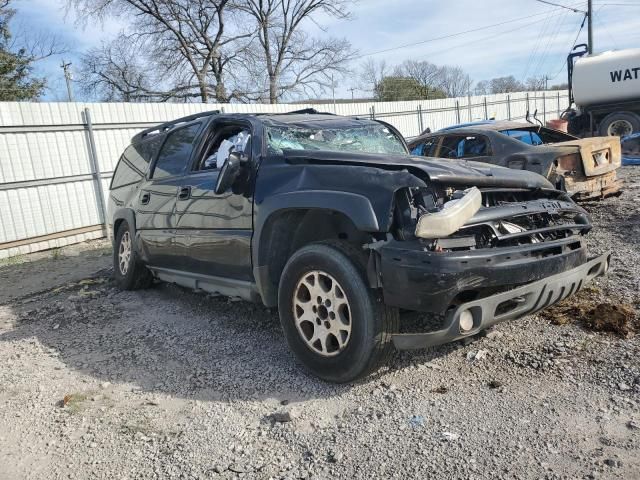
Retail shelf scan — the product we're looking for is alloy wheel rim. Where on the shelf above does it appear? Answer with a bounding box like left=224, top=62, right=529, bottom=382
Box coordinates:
left=608, top=119, right=633, bottom=137
left=292, top=270, right=352, bottom=357
left=118, top=231, right=131, bottom=275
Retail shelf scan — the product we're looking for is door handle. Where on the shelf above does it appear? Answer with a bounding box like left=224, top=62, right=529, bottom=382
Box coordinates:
left=140, top=192, right=150, bottom=205
left=178, top=186, right=191, bottom=200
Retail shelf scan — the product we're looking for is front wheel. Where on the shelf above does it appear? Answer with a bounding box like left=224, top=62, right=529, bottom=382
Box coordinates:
left=278, top=242, right=398, bottom=383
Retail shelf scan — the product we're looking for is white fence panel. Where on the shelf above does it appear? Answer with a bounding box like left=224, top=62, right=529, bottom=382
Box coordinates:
left=0, top=90, right=569, bottom=258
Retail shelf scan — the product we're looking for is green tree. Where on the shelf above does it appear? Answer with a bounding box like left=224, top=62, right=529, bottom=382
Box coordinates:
left=375, top=76, right=445, bottom=102
left=0, top=1, right=46, bottom=101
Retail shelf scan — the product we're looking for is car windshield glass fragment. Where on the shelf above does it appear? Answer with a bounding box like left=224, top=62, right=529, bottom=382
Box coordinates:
left=267, top=124, right=406, bottom=155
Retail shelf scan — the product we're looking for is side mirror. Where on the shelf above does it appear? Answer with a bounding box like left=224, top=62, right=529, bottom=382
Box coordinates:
left=214, top=151, right=243, bottom=194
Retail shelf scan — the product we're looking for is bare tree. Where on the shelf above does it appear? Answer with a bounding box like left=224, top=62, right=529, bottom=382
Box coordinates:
left=488, top=76, right=525, bottom=94
left=474, top=80, right=489, bottom=96
left=525, top=75, right=546, bottom=91
left=438, top=65, right=471, bottom=97
left=396, top=60, right=446, bottom=99
left=68, top=0, right=252, bottom=102
left=79, top=36, right=160, bottom=101
left=238, top=0, right=356, bottom=103
left=359, top=58, right=388, bottom=96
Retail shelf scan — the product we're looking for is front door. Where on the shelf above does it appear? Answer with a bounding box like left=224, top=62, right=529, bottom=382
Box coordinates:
left=136, top=121, right=203, bottom=269
left=175, top=120, right=254, bottom=282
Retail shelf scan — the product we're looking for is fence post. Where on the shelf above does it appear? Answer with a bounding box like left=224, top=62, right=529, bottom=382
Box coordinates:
left=507, top=95, right=511, bottom=120
left=83, top=108, right=108, bottom=234
left=526, top=92, right=530, bottom=114
left=467, top=94, right=472, bottom=121
left=542, top=92, right=546, bottom=123
left=417, top=105, right=424, bottom=133
left=483, top=97, right=488, bottom=119
left=455, top=100, right=461, bottom=124
left=370, top=105, right=375, bottom=119
left=557, top=91, right=561, bottom=116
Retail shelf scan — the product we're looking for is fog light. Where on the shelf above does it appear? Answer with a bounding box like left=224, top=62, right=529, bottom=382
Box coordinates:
left=459, top=310, right=474, bottom=333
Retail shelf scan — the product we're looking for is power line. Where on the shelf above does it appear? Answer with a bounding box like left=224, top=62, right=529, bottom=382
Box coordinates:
left=356, top=5, right=585, bottom=59
left=547, top=12, right=588, bottom=80
left=534, top=0, right=587, bottom=12
left=413, top=11, right=568, bottom=63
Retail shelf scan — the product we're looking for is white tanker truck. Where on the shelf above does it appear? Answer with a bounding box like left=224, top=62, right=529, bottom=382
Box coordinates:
left=565, top=44, right=640, bottom=141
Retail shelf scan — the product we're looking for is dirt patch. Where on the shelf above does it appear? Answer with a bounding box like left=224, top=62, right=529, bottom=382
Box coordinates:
left=540, top=286, right=639, bottom=338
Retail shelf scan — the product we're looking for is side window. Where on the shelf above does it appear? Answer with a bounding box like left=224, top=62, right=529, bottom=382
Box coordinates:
left=198, top=126, right=251, bottom=171
left=439, top=135, right=490, bottom=159
left=502, top=129, right=543, bottom=145
left=410, top=137, right=437, bottom=157
left=459, top=135, right=490, bottom=157
left=438, top=135, right=464, bottom=158
left=110, top=136, right=162, bottom=189
left=152, top=123, right=201, bottom=179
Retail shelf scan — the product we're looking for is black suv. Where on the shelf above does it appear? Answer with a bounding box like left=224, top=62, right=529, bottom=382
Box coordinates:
left=108, top=110, right=610, bottom=382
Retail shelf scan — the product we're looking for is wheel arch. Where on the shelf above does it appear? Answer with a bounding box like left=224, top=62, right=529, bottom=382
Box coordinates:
left=112, top=208, right=137, bottom=247
left=253, top=192, right=382, bottom=307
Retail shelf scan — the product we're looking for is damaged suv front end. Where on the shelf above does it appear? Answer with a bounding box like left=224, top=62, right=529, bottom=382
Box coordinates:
left=368, top=158, right=610, bottom=349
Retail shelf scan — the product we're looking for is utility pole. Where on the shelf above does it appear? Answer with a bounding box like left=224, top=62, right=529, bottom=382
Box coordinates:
left=348, top=87, right=356, bottom=100
left=60, top=60, right=74, bottom=101
left=587, top=0, right=593, bottom=54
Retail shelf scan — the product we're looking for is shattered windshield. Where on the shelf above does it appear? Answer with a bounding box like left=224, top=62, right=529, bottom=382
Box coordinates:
left=267, top=124, right=407, bottom=155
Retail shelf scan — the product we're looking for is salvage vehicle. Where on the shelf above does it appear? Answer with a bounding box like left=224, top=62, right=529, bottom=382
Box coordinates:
left=407, top=120, right=623, bottom=201
left=109, top=110, right=610, bottom=383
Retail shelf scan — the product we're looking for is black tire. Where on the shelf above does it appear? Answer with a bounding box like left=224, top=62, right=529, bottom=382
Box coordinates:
left=598, top=111, right=640, bottom=137
left=278, top=241, right=399, bottom=383
left=113, top=222, right=153, bottom=290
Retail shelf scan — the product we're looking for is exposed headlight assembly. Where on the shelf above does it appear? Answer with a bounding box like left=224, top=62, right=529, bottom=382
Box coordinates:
left=415, top=187, right=482, bottom=239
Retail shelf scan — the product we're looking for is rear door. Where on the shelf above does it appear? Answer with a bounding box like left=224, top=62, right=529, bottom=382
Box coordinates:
left=174, top=119, right=254, bottom=281
left=136, top=122, right=203, bottom=268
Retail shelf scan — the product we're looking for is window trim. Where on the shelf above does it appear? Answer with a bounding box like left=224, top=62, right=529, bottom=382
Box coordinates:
left=148, top=121, right=203, bottom=180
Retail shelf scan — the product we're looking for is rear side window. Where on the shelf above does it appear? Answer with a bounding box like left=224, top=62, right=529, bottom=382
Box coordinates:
left=501, top=127, right=575, bottom=145
left=110, top=137, right=162, bottom=189
left=439, top=135, right=490, bottom=158
left=501, top=129, right=543, bottom=145
left=152, top=123, right=201, bottom=179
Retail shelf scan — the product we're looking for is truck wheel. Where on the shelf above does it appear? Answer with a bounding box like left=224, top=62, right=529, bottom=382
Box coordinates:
left=113, top=222, right=153, bottom=290
left=278, top=241, right=399, bottom=383
left=599, top=111, right=640, bottom=137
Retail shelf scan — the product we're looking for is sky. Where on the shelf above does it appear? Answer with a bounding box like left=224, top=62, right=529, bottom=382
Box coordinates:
left=11, top=0, right=640, bottom=102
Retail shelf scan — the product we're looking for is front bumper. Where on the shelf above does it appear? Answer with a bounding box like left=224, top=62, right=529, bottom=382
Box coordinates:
left=392, top=252, right=610, bottom=350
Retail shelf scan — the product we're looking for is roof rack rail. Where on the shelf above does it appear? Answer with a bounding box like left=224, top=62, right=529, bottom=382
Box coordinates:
left=285, top=108, right=338, bottom=116
left=131, top=110, right=220, bottom=144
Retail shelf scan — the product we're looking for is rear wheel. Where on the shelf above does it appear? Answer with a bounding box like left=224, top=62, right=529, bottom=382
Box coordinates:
left=113, top=222, right=153, bottom=290
left=278, top=242, right=398, bottom=383
left=599, top=111, right=640, bottom=137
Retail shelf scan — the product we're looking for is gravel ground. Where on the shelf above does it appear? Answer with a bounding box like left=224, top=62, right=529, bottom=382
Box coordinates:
left=0, top=167, right=639, bottom=480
